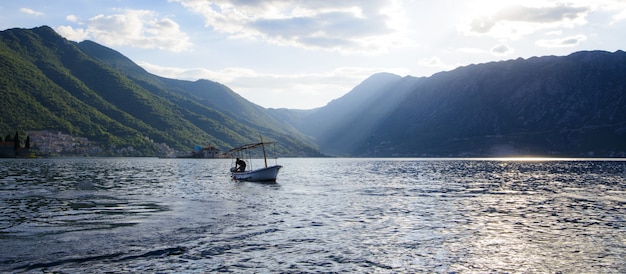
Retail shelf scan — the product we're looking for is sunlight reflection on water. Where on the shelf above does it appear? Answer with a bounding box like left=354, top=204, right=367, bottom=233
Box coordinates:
left=0, top=157, right=625, bottom=272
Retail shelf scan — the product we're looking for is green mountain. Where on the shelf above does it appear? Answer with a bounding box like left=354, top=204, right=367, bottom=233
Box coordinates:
left=0, top=26, right=321, bottom=157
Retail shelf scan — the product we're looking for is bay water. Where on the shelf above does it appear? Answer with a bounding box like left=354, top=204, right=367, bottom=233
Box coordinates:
left=1, top=158, right=625, bottom=273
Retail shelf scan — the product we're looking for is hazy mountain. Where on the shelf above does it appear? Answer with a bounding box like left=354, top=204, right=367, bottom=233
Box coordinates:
left=277, top=50, right=626, bottom=157
left=0, top=26, right=321, bottom=156
left=273, top=72, right=412, bottom=155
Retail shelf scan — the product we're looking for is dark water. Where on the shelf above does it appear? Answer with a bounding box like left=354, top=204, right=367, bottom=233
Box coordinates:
left=1, top=158, right=625, bottom=273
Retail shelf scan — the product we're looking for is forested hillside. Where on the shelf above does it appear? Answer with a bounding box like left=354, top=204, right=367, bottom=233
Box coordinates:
left=0, top=26, right=321, bottom=156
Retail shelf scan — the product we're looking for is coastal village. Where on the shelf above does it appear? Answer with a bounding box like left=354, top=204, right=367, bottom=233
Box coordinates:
left=180, top=144, right=223, bottom=158
left=0, top=130, right=223, bottom=158
left=0, top=130, right=99, bottom=158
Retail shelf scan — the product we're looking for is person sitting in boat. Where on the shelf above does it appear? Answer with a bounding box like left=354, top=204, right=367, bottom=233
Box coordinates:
left=235, top=158, right=246, bottom=172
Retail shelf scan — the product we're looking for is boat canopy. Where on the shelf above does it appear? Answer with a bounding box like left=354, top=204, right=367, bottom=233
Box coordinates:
left=227, top=142, right=275, bottom=153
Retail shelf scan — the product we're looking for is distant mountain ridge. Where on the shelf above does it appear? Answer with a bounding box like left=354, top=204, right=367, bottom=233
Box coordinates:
left=2, top=26, right=624, bottom=157
left=276, top=50, right=626, bottom=157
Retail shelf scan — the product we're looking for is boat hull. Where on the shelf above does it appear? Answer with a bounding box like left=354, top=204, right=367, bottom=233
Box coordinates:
left=231, top=165, right=282, bottom=182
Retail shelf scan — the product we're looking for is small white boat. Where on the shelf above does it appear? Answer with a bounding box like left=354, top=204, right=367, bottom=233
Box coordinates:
left=227, top=137, right=282, bottom=182
left=229, top=164, right=282, bottom=182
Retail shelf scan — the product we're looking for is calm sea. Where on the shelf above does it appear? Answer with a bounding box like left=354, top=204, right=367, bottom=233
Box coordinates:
left=1, top=157, right=625, bottom=273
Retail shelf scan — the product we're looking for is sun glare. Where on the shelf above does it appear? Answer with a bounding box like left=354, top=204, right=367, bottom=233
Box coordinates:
left=467, top=0, right=509, bottom=17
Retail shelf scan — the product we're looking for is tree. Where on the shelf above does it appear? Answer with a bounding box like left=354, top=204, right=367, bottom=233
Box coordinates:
left=25, top=135, right=31, bottom=149
left=13, top=131, right=19, bottom=150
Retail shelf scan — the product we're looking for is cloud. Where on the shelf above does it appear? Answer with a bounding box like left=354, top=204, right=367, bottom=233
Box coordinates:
left=56, top=25, right=89, bottom=41
left=20, top=8, right=43, bottom=16
left=56, top=9, right=192, bottom=52
left=169, top=0, right=409, bottom=53
left=491, top=44, right=514, bottom=55
left=462, top=2, right=592, bottom=39
left=495, top=5, right=589, bottom=24
left=613, top=9, right=626, bottom=22
left=457, top=48, right=488, bottom=54
left=605, top=0, right=626, bottom=22
left=535, top=34, right=587, bottom=47
left=66, top=15, right=78, bottom=22
left=418, top=56, right=455, bottom=70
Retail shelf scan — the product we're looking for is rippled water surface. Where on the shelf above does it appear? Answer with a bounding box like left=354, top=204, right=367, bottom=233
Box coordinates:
left=1, top=157, right=625, bottom=273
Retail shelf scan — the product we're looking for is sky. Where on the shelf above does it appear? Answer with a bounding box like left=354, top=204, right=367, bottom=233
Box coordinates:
left=2, top=0, right=625, bottom=109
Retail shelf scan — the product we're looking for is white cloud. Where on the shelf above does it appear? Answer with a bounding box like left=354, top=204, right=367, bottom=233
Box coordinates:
left=613, top=9, right=626, bottom=22
left=20, top=8, right=43, bottom=16
left=136, top=62, right=257, bottom=82
left=56, top=9, right=192, bottom=52
left=535, top=34, right=587, bottom=47
left=491, top=44, right=514, bottom=55
left=545, top=30, right=564, bottom=36
left=457, top=48, right=488, bottom=54
left=605, top=0, right=626, bottom=22
left=418, top=56, right=455, bottom=70
left=56, top=25, right=89, bottom=41
left=66, top=15, right=78, bottom=22
left=169, top=0, right=410, bottom=53
left=460, top=2, right=592, bottom=39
